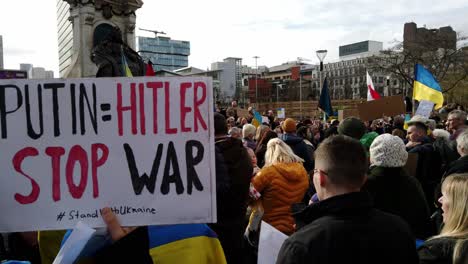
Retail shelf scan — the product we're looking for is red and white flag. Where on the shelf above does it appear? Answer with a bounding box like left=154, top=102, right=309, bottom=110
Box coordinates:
left=366, top=71, right=381, bottom=101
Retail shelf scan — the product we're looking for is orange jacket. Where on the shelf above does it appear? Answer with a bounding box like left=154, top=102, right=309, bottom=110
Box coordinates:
left=251, top=162, right=309, bottom=235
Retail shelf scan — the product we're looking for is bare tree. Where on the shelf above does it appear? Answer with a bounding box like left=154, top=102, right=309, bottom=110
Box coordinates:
left=369, top=34, right=468, bottom=94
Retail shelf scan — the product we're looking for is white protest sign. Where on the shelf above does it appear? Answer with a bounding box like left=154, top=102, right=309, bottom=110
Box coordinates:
left=415, top=100, right=435, bottom=118
left=53, top=221, right=96, bottom=264
left=262, top=116, right=269, bottom=124
left=277, top=108, right=285, bottom=119
left=0, top=77, right=216, bottom=232
left=258, top=221, right=288, bottom=264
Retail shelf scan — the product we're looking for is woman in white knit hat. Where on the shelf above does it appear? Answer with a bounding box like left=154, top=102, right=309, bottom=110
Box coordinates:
left=362, top=134, right=433, bottom=239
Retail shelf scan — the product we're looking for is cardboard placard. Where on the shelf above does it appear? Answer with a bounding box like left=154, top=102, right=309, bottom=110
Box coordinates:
left=357, top=95, right=405, bottom=121
left=343, top=108, right=359, bottom=119
left=0, top=77, right=216, bottom=232
left=237, top=108, right=250, bottom=118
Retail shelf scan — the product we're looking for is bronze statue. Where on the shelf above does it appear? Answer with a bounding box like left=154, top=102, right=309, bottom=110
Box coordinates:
left=92, top=26, right=145, bottom=77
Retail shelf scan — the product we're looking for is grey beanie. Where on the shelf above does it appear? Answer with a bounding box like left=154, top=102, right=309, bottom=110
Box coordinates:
left=370, top=134, right=408, bottom=167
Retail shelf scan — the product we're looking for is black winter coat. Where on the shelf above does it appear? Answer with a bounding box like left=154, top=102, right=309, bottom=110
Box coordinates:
left=281, top=134, right=314, bottom=172
left=211, top=136, right=253, bottom=264
left=363, top=166, right=432, bottom=239
left=444, top=155, right=468, bottom=177
left=418, top=237, right=468, bottom=264
left=408, top=141, right=443, bottom=211
left=213, top=136, right=253, bottom=223
left=277, top=192, right=418, bottom=264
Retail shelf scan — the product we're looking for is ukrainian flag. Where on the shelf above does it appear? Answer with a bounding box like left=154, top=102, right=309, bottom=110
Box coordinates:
left=59, top=224, right=226, bottom=263
left=148, top=224, right=226, bottom=263
left=413, top=64, right=444, bottom=109
left=251, top=110, right=263, bottom=127
left=121, top=48, right=133, bottom=77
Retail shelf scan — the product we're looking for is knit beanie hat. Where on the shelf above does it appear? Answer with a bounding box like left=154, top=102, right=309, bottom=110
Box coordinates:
left=360, top=132, right=379, bottom=150
left=370, top=134, right=408, bottom=167
left=338, top=117, right=367, bottom=140
left=282, top=118, right=296, bottom=133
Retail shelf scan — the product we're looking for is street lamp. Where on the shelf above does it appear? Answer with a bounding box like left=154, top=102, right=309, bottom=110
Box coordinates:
left=316, top=49, right=328, bottom=92
left=316, top=49, right=328, bottom=121
left=253, top=56, right=260, bottom=106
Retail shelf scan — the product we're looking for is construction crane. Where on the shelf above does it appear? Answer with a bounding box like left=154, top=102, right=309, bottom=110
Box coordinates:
left=139, top=28, right=166, bottom=38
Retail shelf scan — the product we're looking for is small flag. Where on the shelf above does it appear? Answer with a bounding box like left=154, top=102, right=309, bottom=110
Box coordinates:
left=318, top=77, right=333, bottom=117
left=413, top=64, right=444, bottom=109
left=146, top=60, right=156, bottom=76
left=366, top=71, right=381, bottom=101
left=252, top=110, right=263, bottom=127
left=121, top=49, right=133, bottom=77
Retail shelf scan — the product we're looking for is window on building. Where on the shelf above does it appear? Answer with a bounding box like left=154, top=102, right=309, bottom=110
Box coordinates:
left=351, top=78, right=354, bottom=85
left=394, top=79, right=398, bottom=86
left=379, top=77, right=384, bottom=83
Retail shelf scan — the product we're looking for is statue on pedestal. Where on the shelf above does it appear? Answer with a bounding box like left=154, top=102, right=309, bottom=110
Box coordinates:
left=92, top=26, right=145, bottom=77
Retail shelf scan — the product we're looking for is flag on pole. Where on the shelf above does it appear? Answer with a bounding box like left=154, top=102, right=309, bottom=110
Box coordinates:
left=146, top=60, right=156, bottom=76
left=366, top=71, right=381, bottom=101
left=251, top=110, right=263, bottom=127
left=318, top=77, right=333, bottom=117
left=413, top=64, right=444, bottom=109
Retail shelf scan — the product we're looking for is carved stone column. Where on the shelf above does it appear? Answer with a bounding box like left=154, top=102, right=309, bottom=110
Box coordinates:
left=62, top=0, right=143, bottom=78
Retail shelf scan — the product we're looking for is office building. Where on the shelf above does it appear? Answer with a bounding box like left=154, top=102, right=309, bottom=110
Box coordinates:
left=56, top=0, right=74, bottom=77
left=138, top=36, right=190, bottom=72
left=0, top=35, right=3, bottom=69
left=20, top=64, right=33, bottom=78
left=339, top=40, right=383, bottom=60
left=404, top=22, right=457, bottom=51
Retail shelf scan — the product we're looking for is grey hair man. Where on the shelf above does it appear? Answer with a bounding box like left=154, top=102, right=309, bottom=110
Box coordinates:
left=446, top=110, right=467, bottom=140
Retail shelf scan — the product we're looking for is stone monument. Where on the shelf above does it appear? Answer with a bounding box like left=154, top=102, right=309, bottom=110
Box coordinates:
left=63, top=0, right=144, bottom=78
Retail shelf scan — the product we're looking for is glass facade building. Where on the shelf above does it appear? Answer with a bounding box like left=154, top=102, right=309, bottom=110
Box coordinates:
left=56, top=0, right=73, bottom=77
left=0, top=35, right=3, bottom=69
left=138, top=36, right=190, bottom=72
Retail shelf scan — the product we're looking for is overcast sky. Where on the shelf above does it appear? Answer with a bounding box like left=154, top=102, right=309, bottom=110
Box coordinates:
left=1, top=0, right=467, bottom=76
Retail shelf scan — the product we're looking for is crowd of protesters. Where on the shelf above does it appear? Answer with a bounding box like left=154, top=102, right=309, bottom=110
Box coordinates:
left=1, top=100, right=468, bottom=264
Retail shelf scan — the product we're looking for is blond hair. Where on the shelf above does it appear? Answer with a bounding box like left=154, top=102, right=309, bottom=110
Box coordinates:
left=433, top=174, right=468, bottom=263
left=255, top=125, right=270, bottom=141
left=264, top=138, right=304, bottom=166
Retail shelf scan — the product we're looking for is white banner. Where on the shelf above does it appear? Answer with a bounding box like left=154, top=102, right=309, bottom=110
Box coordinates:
left=0, top=77, right=216, bottom=232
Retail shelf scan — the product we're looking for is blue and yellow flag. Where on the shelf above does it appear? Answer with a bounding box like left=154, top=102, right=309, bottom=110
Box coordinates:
left=148, top=224, right=226, bottom=264
left=121, top=49, right=133, bottom=77
left=251, top=110, right=263, bottom=127
left=59, top=224, right=226, bottom=264
left=413, top=64, right=443, bottom=109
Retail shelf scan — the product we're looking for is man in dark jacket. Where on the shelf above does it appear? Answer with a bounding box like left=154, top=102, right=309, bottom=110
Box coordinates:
left=280, top=118, right=314, bottom=172
left=406, top=121, right=442, bottom=211
left=444, top=130, right=468, bottom=176
left=211, top=113, right=253, bottom=263
left=277, top=136, right=418, bottom=264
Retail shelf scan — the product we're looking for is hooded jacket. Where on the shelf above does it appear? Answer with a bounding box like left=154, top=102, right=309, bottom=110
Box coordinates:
left=251, top=163, right=309, bottom=235
left=212, top=136, right=253, bottom=264
left=277, top=192, right=418, bottom=264
left=281, top=134, right=314, bottom=172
